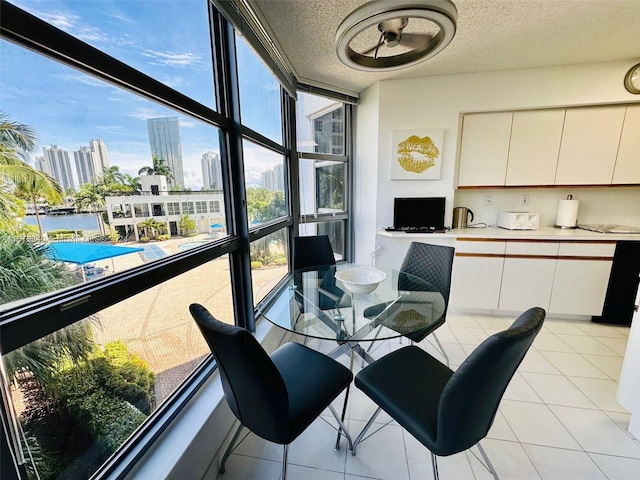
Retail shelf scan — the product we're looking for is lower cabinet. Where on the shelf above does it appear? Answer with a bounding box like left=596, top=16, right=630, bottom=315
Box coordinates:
left=549, top=242, right=615, bottom=315
left=450, top=238, right=615, bottom=316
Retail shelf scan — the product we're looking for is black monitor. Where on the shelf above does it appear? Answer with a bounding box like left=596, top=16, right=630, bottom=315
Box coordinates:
left=393, top=197, right=446, bottom=230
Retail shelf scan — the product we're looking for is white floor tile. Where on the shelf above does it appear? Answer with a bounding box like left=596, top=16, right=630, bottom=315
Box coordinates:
left=583, top=354, right=625, bottom=381
left=588, top=452, right=640, bottom=480
left=517, top=350, right=563, bottom=375
left=478, top=439, right=541, bottom=480
left=556, top=334, right=619, bottom=356
left=288, top=417, right=348, bottom=473
left=540, top=351, right=610, bottom=379
left=502, top=372, right=544, bottom=403
left=499, top=400, right=581, bottom=449
left=487, top=410, right=518, bottom=441
left=572, top=322, right=628, bottom=339
left=450, top=326, right=489, bottom=347
left=567, top=376, right=628, bottom=413
left=346, top=419, right=410, bottom=480
left=521, top=372, right=598, bottom=409
left=550, top=405, right=640, bottom=458
left=446, top=314, right=480, bottom=327
left=522, top=444, right=607, bottom=480
left=594, top=336, right=629, bottom=356
left=532, top=332, right=576, bottom=353
left=543, top=320, right=588, bottom=336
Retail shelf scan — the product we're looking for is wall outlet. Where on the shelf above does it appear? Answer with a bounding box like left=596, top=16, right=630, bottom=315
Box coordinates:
left=484, top=194, right=493, bottom=207
left=521, top=195, right=530, bottom=207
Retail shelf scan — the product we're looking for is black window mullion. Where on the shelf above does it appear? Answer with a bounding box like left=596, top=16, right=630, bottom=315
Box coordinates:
left=214, top=10, right=255, bottom=331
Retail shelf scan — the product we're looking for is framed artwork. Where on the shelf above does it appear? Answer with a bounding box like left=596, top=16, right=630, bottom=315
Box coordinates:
left=390, top=129, right=444, bottom=180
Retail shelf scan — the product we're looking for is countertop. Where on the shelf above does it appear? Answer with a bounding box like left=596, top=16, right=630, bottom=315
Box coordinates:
left=378, top=227, right=640, bottom=241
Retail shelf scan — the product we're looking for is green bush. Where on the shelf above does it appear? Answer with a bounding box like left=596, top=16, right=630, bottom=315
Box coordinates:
left=156, top=234, right=170, bottom=241
left=47, top=229, right=83, bottom=237
left=251, top=261, right=263, bottom=269
left=140, top=236, right=150, bottom=242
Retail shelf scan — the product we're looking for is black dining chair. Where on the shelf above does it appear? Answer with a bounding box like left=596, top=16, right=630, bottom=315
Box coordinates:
left=293, top=235, right=350, bottom=316
left=189, top=303, right=354, bottom=479
left=364, top=242, right=455, bottom=365
left=352, top=306, right=546, bottom=480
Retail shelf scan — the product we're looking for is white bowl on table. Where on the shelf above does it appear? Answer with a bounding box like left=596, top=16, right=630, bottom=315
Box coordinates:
left=335, top=266, right=387, bottom=294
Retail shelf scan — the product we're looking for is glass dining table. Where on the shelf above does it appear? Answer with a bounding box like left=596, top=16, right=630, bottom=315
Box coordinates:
left=256, top=263, right=446, bottom=365
left=256, top=263, right=446, bottom=450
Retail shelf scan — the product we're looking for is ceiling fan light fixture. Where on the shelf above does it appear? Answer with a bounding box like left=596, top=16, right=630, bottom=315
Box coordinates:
left=335, top=0, right=457, bottom=72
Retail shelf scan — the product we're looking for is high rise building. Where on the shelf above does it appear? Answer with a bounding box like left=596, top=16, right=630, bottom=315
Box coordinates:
left=147, top=117, right=184, bottom=189
left=89, top=138, right=109, bottom=173
left=40, top=145, right=75, bottom=191
left=261, top=163, right=284, bottom=191
left=201, top=151, right=222, bottom=190
left=74, top=146, right=101, bottom=186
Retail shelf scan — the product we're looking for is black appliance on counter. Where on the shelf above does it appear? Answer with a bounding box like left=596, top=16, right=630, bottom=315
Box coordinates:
left=593, top=240, right=640, bottom=325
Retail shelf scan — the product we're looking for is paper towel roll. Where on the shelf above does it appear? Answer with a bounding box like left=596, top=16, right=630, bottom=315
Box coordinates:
left=555, top=199, right=579, bottom=228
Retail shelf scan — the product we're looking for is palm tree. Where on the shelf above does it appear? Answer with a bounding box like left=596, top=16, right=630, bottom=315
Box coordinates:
left=74, top=183, right=106, bottom=235
left=138, top=156, right=174, bottom=181
left=138, top=217, right=163, bottom=239
left=0, top=112, right=47, bottom=232
left=14, top=172, right=64, bottom=240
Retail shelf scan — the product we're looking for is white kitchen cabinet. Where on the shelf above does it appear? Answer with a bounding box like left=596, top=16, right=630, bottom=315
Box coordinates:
left=457, top=112, right=513, bottom=187
left=548, top=242, right=615, bottom=315
left=450, top=240, right=505, bottom=310
left=498, top=242, right=559, bottom=312
left=505, top=109, right=565, bottom=186
left=555, top=106, right=626, bottom=185
left=612, top=105, right=640, bottom=184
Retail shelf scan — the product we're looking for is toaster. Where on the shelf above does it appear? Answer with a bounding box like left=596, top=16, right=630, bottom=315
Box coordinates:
left=497, top=211, right=540, bottom=230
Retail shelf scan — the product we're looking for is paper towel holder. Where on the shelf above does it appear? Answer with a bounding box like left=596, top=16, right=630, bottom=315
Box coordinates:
left=554, top=194, right=579, bottom=229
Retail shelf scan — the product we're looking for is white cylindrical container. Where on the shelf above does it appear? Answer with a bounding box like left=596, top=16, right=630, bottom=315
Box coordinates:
left=555, top=195, right=579, bottom=229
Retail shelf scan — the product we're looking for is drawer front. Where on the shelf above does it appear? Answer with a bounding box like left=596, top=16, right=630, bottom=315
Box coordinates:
left=557, top=242, right=616, bottom=257
left=505, top=241, right=559, bottom=256
left=455, top=239, right=506, bottom=254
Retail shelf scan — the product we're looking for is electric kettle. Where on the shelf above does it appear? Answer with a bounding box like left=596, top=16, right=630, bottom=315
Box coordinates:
left=452, top=207, right=474, bottom=229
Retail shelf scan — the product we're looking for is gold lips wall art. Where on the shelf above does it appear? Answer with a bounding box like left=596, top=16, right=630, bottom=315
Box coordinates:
left=390, top=129, right=444, bottom=180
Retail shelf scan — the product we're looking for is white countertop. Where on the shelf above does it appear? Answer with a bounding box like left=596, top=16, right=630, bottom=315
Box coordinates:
left=378, top=227, right=640, bottom=241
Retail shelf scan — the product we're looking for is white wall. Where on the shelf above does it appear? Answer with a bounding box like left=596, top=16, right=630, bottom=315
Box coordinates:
left=355, top=59, right=640, bottom=263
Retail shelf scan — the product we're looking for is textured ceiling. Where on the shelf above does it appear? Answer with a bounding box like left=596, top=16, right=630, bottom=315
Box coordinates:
left=250, top=0, right=640, bottom=95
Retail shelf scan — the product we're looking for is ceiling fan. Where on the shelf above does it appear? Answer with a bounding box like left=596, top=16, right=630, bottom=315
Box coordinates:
left=363, top=17, right=434, bottom=59
left=335, top=0, right=457, bottom=71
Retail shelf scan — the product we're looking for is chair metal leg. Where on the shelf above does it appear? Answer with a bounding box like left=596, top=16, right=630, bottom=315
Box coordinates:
left=281, top=444, right=289, bottom=480
left=329, top=404, right=353, bottom=452
left=432, top=332, right=450, bottom=367
left=220, top=423, right=244, bottom=474
left=351, top=406, right=382, bottom=455
left=431, top=452, right=439, bottom=480
left=477, top=441, right=499, bottom=479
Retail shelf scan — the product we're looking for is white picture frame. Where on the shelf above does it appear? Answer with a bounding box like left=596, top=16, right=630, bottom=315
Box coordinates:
left=390, top=129, right=444, bottom=180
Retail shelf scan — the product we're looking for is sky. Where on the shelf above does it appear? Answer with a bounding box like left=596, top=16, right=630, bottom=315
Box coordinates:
left=1, top=0, right=285, bottom=189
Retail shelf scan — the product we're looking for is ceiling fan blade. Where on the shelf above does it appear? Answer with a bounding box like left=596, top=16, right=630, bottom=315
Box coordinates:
left=361, top=32, right=385, bottom=57
left=400, top=32, right=432, bottom=50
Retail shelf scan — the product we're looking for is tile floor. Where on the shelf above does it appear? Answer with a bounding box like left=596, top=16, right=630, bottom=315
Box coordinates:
left=204, top=313, right=639, bottom=480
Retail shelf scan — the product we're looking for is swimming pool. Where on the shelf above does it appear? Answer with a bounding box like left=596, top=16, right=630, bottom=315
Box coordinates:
left=142, top=244, right=167, bottom=260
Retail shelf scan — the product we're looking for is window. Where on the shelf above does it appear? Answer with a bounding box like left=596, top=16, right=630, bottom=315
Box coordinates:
left=167, top=202, right=180, bottom=215
left=236, top=34, right=282, bottom=143
left=196, top=201, right=207, bottom=213
left=243, top=140, right=287, bottom=227
left=181, top=202, right=194, bottom=214
left=0, top=2, right=350, bottom=478
left=296, top=92, right=351, bottom=261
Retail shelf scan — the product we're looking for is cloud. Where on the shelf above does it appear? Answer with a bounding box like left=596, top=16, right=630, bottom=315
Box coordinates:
left=141, top=49, right=203, bottom=68
left=34, top=11, right=79, bottom=29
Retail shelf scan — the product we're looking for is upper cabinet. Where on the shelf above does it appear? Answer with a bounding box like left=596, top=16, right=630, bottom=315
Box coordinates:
left=457, top=104, right=639, bottom=188
left=457, top=112, right=512, bottom=187
left=555, top=106, right=626, bottom=185
left=505, top=109, right=565, bottom=186
left=612, top=105, right=640, bottom=184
